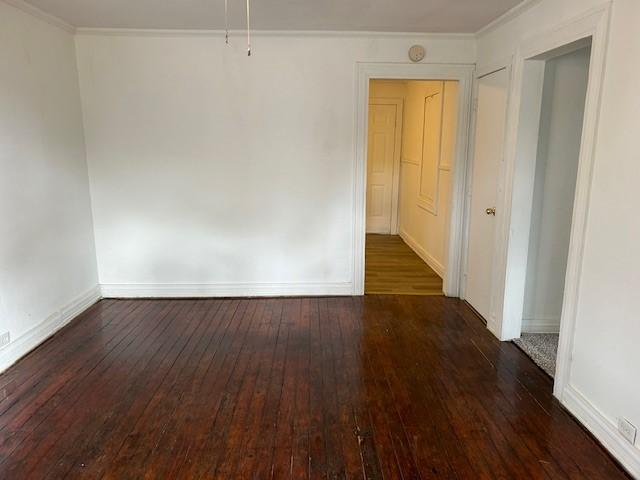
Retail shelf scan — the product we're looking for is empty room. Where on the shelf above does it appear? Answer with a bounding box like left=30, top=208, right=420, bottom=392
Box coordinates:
left=1, top=0, right=639, bottom=478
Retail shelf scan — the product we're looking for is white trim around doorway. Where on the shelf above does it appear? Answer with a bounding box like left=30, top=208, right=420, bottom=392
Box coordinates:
left=353, top=62, right=475, bottom=297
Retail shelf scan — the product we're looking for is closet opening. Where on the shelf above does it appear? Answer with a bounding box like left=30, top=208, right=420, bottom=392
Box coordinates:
left=510, top=38, right=593, bottom=377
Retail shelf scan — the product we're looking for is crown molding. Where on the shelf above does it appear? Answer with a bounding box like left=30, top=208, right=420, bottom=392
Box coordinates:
left=74, top=27, right=475, bottom=40
left=2, top=0, right=75, bottom=33
left=475, top=0, right=544, bottom=37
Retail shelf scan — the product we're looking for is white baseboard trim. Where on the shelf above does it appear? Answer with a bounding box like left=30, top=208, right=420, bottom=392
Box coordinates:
left=0, top=285, right=102, bottom=373
left=521, top=317, right=561, bottom=334
left=100, top=282, right=354, bottom=298
left=562, top=385, right=640, bottom=478
left=399, top=230, right=445, bottom=278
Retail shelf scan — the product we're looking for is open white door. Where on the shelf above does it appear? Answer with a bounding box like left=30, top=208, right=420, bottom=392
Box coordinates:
left=366, top=100, right=402, bottom=234
left=464, top=69, right=508, bottom=321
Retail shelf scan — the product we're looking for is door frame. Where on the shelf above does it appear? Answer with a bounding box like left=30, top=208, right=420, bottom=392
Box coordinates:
left=354, top=63, right=475, bottom=296
left=488, top=5, right=611, bottom=401
left=367, top=97, right=404, bottom=235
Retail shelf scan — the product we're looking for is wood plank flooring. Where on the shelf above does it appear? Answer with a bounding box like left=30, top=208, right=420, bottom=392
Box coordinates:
left=366, top=234, right=443, bottom=295
left=0, top=297, right=630, bottom=479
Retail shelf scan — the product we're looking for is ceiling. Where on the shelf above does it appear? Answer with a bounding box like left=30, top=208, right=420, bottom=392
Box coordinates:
left=23, top=0, right=524, bottom=32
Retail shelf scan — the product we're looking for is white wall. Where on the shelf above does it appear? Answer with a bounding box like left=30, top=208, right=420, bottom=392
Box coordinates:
left=0, top=2, right=99, bottom=371
left=75, top=31, right=475, bottom=296
left=522, top=46, right=591, bottom=333
left=399, top=81, right=458, bottom=277
left=478, top=0, right=640, bottom=474
left=369, top=79, right=407, bottom=99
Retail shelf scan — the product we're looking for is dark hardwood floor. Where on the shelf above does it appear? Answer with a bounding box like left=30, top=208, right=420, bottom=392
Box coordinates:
left=0, top=297, right=630, bottom=479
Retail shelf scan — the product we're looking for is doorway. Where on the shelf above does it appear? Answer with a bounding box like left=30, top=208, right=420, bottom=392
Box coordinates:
left=512, top=42, right=592, bottom=377
left=365, top=79, right=459, bottom=295
left=354, top=64, right=474, bottom=297
left=464, top=39, right=596, bottom=381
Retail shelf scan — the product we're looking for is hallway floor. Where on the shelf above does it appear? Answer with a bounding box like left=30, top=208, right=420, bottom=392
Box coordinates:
left=0, top=297, right=629, bottom=479
left=365, top=234, right=443, bottom=295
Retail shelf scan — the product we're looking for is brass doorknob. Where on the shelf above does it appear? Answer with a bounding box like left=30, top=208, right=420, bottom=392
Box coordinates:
left=485, top=207, right=496, bottom=216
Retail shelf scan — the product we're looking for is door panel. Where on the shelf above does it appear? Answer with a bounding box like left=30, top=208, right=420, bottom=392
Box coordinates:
left=465, top=69, right=508, bottom=321
left=419, top=83, right=444, bottom=212
left=367, top=102, right=400, bottom=234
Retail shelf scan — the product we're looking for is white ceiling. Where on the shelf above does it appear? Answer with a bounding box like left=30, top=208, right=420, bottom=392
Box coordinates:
left=22, top=0, right=524, bottom=32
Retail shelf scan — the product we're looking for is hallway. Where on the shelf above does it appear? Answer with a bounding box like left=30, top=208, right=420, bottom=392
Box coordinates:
left=365, top=234, right=443, bottom=295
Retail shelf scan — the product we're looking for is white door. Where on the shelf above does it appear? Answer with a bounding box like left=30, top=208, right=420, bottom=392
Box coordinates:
left=465, top=69, right=508, bottom=321
left=366, top=100, right=402, bottom=234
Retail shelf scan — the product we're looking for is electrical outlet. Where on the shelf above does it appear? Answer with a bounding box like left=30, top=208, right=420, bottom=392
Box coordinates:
left=618, top=418, right=637, bottom=445
left=0, top=331, right=9, bottom=348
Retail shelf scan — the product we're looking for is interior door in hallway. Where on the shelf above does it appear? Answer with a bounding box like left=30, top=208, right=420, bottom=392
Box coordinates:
left=465, top=69, right=508, bottom=321
left=366, top=99, right=402, bottom=234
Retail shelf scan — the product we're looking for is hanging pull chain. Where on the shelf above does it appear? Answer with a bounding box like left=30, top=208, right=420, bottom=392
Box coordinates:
left=224, top=0, right=229, bottom=44
left=246, top=0, right=251, bottom=56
